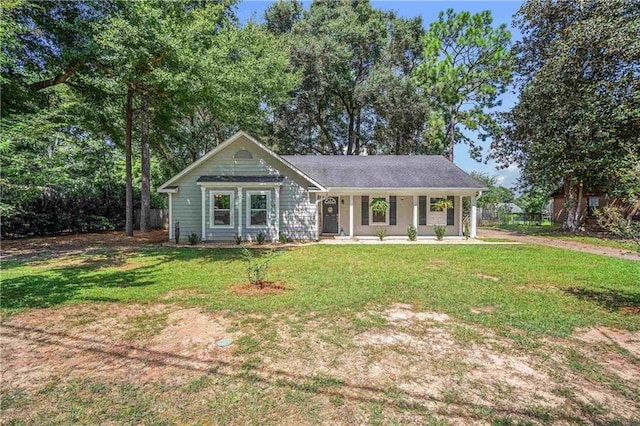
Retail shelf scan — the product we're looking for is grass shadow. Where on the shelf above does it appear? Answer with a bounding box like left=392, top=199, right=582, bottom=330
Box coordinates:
left=565, top=287, right=640, bottom=314
left=1, top=247, right=245, bottom=313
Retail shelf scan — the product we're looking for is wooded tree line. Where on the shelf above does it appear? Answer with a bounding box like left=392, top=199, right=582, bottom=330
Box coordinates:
left=1, top=0, right=637, bottom=236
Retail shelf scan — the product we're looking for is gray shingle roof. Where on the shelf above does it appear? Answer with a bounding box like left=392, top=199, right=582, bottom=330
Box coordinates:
left=282, top=155, right=485, bottom=189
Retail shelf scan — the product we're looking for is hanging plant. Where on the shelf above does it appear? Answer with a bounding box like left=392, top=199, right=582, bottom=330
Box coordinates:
left=433, top=198, right=453, bottom=212
left=370, top=198, right=390, bottom=215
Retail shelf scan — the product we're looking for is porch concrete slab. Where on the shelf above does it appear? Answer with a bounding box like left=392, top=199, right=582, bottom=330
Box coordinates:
left=319, top=237, right=521, bottom=245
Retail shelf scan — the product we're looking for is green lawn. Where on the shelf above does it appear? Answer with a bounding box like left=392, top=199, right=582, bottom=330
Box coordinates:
left=3, top=244, right=638, bottom=336
left=3, top=244, right=640, bottom=425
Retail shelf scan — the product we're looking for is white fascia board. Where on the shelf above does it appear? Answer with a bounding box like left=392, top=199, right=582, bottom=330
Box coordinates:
left=325, top=187, right=487, bottom=195
left=157, top=187, right=179, bottom=194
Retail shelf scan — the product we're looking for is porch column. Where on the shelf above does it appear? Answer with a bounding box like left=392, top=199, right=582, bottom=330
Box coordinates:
left=457, top=195, right=463, bottom=236
left=471, top=194, right=477, bottom=238
left=237, top=187, right=242, bottom=238
left=413, top=195, right=418, bottom=230
left=275, top=186, right=280, bottom=239
left=349, top=195, right=354, bottom=237
left=168, top=193, right=173, bottom=240
left=201, top=186, right=206, bottom=240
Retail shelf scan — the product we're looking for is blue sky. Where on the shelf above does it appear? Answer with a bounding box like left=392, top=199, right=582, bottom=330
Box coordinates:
left=235, top=0, right=524, bottom=189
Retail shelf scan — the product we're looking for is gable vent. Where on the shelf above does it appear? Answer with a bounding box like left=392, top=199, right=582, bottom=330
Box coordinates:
left=234, top=149, right=253, bottom=160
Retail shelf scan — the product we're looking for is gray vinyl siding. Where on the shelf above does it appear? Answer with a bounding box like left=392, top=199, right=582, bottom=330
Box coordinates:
left=170, top=135, right=317, bottom=242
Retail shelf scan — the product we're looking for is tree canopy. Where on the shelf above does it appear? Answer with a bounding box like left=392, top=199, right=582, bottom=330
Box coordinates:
left=491, top=0, right=640, bottom=230
left=415, top=9, right=513, bottom=162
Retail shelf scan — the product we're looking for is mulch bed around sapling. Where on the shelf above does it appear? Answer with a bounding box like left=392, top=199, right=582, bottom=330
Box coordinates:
left=229, top=281, right=288, bottom=296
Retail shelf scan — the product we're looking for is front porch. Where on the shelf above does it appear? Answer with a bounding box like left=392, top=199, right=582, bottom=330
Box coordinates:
left=318, top=192, right=479, bottom=238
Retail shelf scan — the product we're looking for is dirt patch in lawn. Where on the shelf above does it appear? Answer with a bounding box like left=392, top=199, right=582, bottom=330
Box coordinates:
left=475, top=273, right=500, bottom=281
left=574, top=326, right=640, bottom=357
left=0, top=303, right=238, bottom=390
left=229, top=281, right=288, bottom=296
left=471, top=305, right=495, bottom=314
left=2, top=302, right=639, bottom=424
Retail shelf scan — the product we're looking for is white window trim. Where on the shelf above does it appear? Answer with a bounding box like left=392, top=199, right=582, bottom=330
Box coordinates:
left=209, top=190, right=235, bottom=228
left=369, top=195, right=389, bottom=226
left=428, top=197, right=448, bottom=226
left=246, top=190, right=271, bottom=228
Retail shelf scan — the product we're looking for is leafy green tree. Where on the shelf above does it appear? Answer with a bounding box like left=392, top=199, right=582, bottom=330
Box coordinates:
left=491, top=0, right=640, bottom=230
left=266, top=0, right=436, bottom=155
left=2, top=0, right=297, bottom=237
left=515, top=188, right=549, bottom=216
left=469, top=171, right=514, bottom=208
left=415, top=9, right=513, bottom=162
left=264, top=0, right=303, bottom=35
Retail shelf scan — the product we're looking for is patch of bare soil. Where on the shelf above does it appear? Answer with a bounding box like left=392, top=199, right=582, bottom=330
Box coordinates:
left=1, top=230, right=168, bottom=262
left=261, top=304, right=639, bottom=423
left=475, top=273, right=500, bottom=281
left=229, top=281, right=288, bottom=296
left=574, top=326, right=640, bottom=357
left=471, top=305, right=495, bottom=314
left=383, top=303, right=450, bottom=323
left=0, top=304, right=238, bottom=391
left=2, top=303, right=639, bottom=424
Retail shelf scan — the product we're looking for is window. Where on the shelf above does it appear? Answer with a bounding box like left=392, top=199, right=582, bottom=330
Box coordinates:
left=234, top=149, right=253, bottom=160
left=428, top=197, right=447, bottom=226
left=247, top=191, right=270, bottom=227
left=430, top=197, right=445, bottom=212
left=370, top=196, right=388, bottom=225
left=587, top=197, right=600, bottom=217
left=210, top=191, right=234, bottom=228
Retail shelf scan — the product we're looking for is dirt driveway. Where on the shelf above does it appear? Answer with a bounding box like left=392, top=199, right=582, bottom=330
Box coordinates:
left=478, top=228, right=640, bottom=261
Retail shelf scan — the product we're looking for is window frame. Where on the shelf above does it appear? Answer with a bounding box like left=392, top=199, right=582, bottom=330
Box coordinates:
left=428, top=197, right=447, bottom=226
left=369, top=195, right=389, bottom=226
left=246, top=190, right=271, bottom=228
left=587, top=196, right=600, bottom=217
left=209, top=190, right=235, bottom=228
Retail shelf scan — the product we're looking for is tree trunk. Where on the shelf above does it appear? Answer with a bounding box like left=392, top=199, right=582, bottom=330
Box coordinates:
left=347, top=112, right=355, bottom=155
left=448, top=110, right=455, bottom=162
left=354, top=111, right=361, bottom=155
left=125, top=86, right=134, bottom=237
left=562, top=180, right=584, bottom=231
left=140, top=94, right=151, bottom=233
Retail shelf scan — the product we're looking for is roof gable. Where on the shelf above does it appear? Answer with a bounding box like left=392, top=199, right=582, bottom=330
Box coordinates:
left=158, top=131, right=327, bottom=192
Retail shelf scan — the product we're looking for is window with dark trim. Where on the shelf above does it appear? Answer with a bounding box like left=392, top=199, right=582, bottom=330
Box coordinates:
left=587, top=197, right=600, bottom=217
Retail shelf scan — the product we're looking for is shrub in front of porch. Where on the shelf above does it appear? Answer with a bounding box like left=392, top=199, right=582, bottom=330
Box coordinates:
left=407, top=225, right=417, bottom=241
left=434, top=225, right=447, bottom=241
